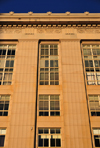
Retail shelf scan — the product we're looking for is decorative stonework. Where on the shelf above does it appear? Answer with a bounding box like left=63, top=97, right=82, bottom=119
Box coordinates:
left=0, top=28, right=22, bottom=34
left=77, top=28, right=100, bottom=33
left=37, top=28, right=62, bottom=33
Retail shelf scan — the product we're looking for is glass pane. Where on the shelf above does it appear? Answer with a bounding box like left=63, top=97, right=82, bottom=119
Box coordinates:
left=54, top=49, right=58, bottom=55
left=44, top=129, right=49, bottom=133
left=0, top=60, right=5, bottom=68
left=44, top=101, right=49, bottom=110
left=50, top=49, right=53, bottom=55
left=38, top=135, right=43, bottom=146
left=6, top=61, right=10, bottom=67
left=39, top=101, right=43, bottom=110
left=0, top=135, right=5, bottom=147
left=50, top=129, right=55, bottom=134
left=55, top=73, right=59, bottom=80
left=3, top=73, right=9, bottom=80
left=38, top=129, right=43, bottom=134
left=10, top=61, right=14, bottom=67
left=4, top=104, right=9, bottom=110
left=45, top=73, right=49, bottom=80
left=41, top=49, right=44, bottom=55
left=44, top=139, right=49, bottom=146
left=55, top=101, right=60, bottom=110
left=56, top=139, right=61, bottom=147
left=50, top=60, right=53, bottom=67
left=50, top=73, right=54, bottom=80
left=0, top=104, right=3, bottom=110
left=94, top=60, right=99, bottom=67
left=45, top=49, right=49, bottom=55
left=50, top=101, right=54, bottom=110
left=51, top=139, right=55, bottom=147
left=40, top=73, right=44, bottom=80
left=85, top=61, right=89, bottom=67
left=8, top=73, right=12, bottom=80
left=54, top=60, right=58, bottom=67
left=7, top=50, right=11, bottom=55
left=45, top=60, right=49, bottom=67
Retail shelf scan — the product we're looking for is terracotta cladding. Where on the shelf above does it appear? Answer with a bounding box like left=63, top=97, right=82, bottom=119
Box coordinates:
left=0, top=13, right=100, bottom=148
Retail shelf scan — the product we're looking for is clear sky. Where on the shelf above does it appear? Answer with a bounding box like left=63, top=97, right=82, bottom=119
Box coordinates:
left=0, top=0, right=100, bottom=13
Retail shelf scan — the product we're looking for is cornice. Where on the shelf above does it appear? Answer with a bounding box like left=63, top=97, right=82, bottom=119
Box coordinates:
left=0, top=12, right=100, bottom=26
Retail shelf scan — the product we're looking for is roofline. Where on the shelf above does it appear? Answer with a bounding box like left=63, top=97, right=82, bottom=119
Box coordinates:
left=1, top=12, right=100, bottom=26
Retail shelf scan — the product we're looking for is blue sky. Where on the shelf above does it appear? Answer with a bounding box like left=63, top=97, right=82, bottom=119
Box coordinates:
left=0, top=0, right=100, bottom=13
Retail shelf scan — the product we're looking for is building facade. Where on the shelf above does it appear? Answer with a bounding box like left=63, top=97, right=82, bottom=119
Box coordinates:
left=0, top=12, right=100, bottom=148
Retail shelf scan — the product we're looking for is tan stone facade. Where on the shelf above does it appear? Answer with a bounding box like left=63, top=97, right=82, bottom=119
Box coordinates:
left=0, top=12, right=100, bottom=148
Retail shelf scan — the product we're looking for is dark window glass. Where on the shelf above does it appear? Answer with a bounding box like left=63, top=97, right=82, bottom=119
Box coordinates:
left=51, top=138, right=55, bottom=147
left=94, top=136, right=100, bottom=147
left=0, top=135, right=5, bottom=147
left=38, top=135, right=43, bottom=147
left=56, top=139, right=61, bottom=147
left=4, top=112, right=8, bottom=116
left=44, top=139, right=49, bottom=147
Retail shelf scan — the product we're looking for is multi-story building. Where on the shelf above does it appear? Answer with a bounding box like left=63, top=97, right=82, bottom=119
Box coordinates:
left=0, top=11, right=100, bottom=148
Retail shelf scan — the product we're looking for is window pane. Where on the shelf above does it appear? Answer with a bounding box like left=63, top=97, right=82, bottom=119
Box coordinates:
left=38, top=135, right=43, bottom=146
left=51, top=138, right=55, bottom=147
left=45, top=60, right=49, bottom=67
left=44, top=139, right=49, bottom=147
left=50, top=60, right=53, bottom=67
left=44, top=101, right=49, bottom=110
left=39, top=101, right=43, bottom=110
left=10, top=61, right=14, bottom=67
left=50, top=73, right=54, bottom=80
left=56, top=139, right=61, bottom=147
left=0, top=135, right=5, bottom=147
left=0, top=60, right=5, bottom=68
left=40, top=73, right=44, bottom=80
left=6, top=61, right=10, bottom=67
left=45, top=73, right=49, bottom=80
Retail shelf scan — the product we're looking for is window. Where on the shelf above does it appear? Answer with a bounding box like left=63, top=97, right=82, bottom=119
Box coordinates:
left=93, top=129, right=100, bottom=147
left=39, top=44, right=59, bottom=85
left=0, top=44, right=16, bottom=85
left=39, top=95, right=60, bottom=116
left=82, top=44, right=100, bottom=85
left=0, top=95, right=10, bottom=116
left=38, top=128, right=61, bottom=147
left=0, top=129, right=6, bottom=147
left=89, top=95, right=100, bottom=116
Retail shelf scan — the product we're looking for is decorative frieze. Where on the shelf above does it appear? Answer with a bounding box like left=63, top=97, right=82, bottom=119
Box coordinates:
left=77, top=28, right=100, bottom=33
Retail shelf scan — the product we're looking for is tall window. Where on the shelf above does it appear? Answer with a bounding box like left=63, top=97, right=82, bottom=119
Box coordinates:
left=38, top=128, right=61, bottom=147
left=0, top=129, right=6, bottom=147
left=39, top=95, right=60, bottom=116
left=0, top=95, right=10, bottom=116
left=39, top=44, right=59, bottom=85
left=93, top=129, right=100, bottom=147
left=82, top=44, right=100, bottom=85
left=0, top=44, right=16, bottom=85
left=89, top=95, right=100, bottom=116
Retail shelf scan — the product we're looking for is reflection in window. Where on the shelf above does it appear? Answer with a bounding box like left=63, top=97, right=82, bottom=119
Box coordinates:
left=0, top=95, right=10, bottom=116
left=82, top=44, right=100, bottom=85
left=39, top=95, right=60, bottom=116
left=39, top=44, right=59, bottom=85
left=93, top=129, right=100, bottom=147
left=0, top=129, right=6, bottom=147
left=38, top=128, right=61, bottom=147
left=0, top=45, right=16, bottom=85
left=89, top=95, right=100, bottom=116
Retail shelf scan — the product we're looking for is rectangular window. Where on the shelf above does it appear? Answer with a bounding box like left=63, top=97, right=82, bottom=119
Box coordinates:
left=89, top=95, right=100, bottom=116
left=93, top=129, right=100, bottom=147
left=39, top=95, right=60, bottom=116
left=0, top=44, right=16, bottom=85
left=82, top=44, right=100, bottom=85
left=38, top=128, right=61, bottom=147
left=39, top=44, right=59, bottom=85
left=0, top=129, right=6, bottom=147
